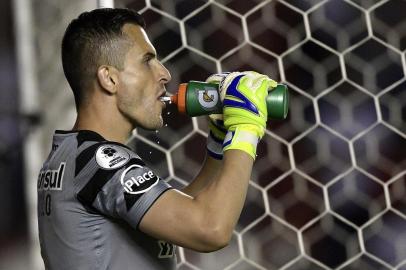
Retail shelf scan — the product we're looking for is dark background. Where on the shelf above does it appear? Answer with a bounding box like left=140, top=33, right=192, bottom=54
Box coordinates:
left=0, top=0, right=27, bottom=259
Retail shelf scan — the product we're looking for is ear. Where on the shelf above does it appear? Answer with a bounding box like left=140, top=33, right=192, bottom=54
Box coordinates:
left=97, top=65, right=119, bottom=94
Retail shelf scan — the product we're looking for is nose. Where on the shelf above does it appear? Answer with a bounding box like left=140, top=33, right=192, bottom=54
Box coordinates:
left=158, top=62, right=171, bottom=84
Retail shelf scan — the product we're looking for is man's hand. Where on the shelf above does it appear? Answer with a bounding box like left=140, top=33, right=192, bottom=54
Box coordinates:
left=220, top=71, right=277, bottom=159
left=205, top=73, right=229, bottom=160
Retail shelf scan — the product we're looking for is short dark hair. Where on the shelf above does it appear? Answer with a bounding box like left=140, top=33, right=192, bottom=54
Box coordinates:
left=61, top=8, right=146, bottom=107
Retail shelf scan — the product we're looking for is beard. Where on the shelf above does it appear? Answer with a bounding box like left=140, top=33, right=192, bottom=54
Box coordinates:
left=139, top=115, right=164, bottom=130
left=121, top=106, right=164, bottom=131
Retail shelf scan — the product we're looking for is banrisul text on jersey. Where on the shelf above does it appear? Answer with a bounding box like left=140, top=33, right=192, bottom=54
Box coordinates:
left=37, top=162, right=66, bottom=191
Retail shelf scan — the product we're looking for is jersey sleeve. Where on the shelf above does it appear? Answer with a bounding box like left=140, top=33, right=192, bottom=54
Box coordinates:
left=75, top=142, right=172, bottom=229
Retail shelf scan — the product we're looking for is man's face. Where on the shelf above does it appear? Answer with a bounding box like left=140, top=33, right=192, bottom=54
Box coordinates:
left=116, top=24, right=171, bottom=130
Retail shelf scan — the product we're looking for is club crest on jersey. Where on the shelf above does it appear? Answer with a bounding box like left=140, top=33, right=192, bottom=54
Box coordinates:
left=120, top=164, right=159, bottom=194
left=96, top=145, right=130, bottom=169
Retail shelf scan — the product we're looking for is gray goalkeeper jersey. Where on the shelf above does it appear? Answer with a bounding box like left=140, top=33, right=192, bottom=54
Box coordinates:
left=37, top=130, right=176, bottom=270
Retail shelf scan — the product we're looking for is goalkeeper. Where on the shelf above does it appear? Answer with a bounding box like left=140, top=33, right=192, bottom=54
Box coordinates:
left=37, top=8, right=277, bottom=270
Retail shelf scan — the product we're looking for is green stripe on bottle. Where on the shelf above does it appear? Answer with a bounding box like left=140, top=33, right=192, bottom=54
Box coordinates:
left=184, top=80, right=289, bottom=119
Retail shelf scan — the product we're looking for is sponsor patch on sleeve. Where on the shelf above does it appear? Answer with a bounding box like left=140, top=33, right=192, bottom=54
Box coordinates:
left=120, top=165, right=159, bottom=195
left=95, top=144, right=130, bottom=170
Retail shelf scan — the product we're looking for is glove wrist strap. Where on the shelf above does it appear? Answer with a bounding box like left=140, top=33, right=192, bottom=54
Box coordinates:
left=223, top=125, right=259, bottom=160
left=207, top=132, right=224, bottom=160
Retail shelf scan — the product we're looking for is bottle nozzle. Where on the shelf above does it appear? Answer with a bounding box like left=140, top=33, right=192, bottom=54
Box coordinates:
left=159, top=96, right=172, bottom=102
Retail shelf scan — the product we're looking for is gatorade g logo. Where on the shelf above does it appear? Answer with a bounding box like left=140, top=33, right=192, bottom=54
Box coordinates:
left=120, top=164, right=159, bottom=194
left=197, top=87, right=219, bottom=110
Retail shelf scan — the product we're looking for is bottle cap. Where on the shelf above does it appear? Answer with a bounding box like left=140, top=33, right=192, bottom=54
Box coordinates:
left=266, top=84, right=289, bottom=119
left=173, top=83, right=187, bottom=114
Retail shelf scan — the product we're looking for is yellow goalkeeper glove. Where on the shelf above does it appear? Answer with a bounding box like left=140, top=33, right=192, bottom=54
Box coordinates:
left=220, top=71, right=277, bottom=159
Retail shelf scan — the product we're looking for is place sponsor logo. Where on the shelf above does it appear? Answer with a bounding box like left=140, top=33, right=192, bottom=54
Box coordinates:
left=120, top=164, right=159, bottom=194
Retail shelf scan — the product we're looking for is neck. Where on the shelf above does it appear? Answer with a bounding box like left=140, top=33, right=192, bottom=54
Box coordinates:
left=73, top=101, right=133, bottom=144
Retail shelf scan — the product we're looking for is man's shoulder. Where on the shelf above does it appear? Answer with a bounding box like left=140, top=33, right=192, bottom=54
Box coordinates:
left=74, top=130, right=142, bottom=176
left=93, top=142, right=136, bottom=170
